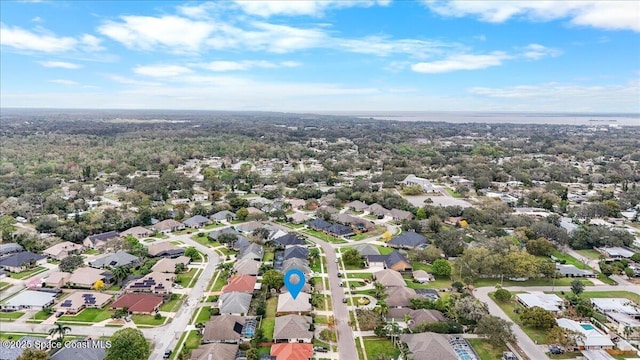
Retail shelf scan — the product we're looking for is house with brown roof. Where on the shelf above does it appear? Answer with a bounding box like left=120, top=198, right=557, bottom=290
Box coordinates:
left=202, top=315, right=246, bottom=343
left=44, top=271, right=70, bottom=288
left=67, top=267, right=109, bottom=289
left=151, top=256, right=191, bottom=273
left=190, top=343, right=239, bottom=360
left=407, top=309, right=447, bottom=331
left=400, top=333, right=459, bottom=360
left=373, top=269, right=406, bottom=287
left=43, top=241, right=84, bottom=260
left=147, top=241, right=185, bottom=258
left=222, top=275, right=257, bottom=294
left=390, top=209, right=414, bottom=222
left=270, top=343, right=313, bottom=360
left=124, top=272, right=173, bottom=296
left=273, top=315, right=313, bottom=343
left=150, top=219, right=185, bottom=234
left=387, top=286, right=420, bottom=308
left=54, top=291, right=112, bottom=314
left=233, top=258, right=260, bottom=276
left=345, top=200, right=368, bottom=212
left=367, top=203, right=390, bottom=217
left=83, top=231, right=119, bottom=249
left=120, top=226, right=153, bottom=239
left=111, top=293, right=164, bottom=314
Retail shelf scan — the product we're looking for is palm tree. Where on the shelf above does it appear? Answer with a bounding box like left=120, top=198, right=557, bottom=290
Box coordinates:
left=48, top=322, right=71, bottom=343
left=375, top=299, right=389, bottom=318
left=372, top=282, right=387, bottom=300
left=112, top=265, right=131, bottom=286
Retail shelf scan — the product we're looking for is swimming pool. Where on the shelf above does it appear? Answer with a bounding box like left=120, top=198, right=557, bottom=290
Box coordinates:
left=581, top=324, right=595, bottom=330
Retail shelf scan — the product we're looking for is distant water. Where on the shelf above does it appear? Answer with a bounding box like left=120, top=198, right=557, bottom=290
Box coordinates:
left=322, top=111, right=640, bottom=126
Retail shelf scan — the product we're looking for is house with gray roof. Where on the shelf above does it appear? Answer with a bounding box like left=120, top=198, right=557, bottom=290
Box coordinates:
left=556, top=264, right=595, bottom=278
left=400, top=333, right=458, bottom=360
left=50, top=340, right=107, bottom=360
left=274, top=315, right=313, bottom=343
left=208, top=227, right=239, bottom=240
left=210, top=210, right=237, bottom=222
left=276, top=292, right=312, bottom=314
left=89, top=250, right=139, bottom=269
left=0, top=251, right=47, bottom=273
left=282, top=258, right=311, bottom=275
left=1, top=290, right=57, bottom=311
left=238, top=243, right=264, bottom=261
left=202, top=315, right=246, bottom=343
left=235, top=221, right=264, bottom=234
left=388, top=232, right=427, bottom=249
left=407, top=309, right=447, bottom=331
left=218, top=292, right=252, bottom=315
left=232, top=236, right=252, bottom=251
left=273, top=233, right=305, bottom=247
left=354, top=244, right=380, bottom=257
left=402, top=175, right=437, bottom=193
left=387, top=286, right=420, bottom=308
left=345, top=200, right=368, bottom=212
left=183, top=215, right=210, bottom=228
left=367, top=203, right=390, bottom=217
left=233, top=258, right=260, bottom=276
left=190, top=343, right=239, bottom=360
left=0, top=243, right=23, bottom=256
left=390, top=209, right=414, bottom=222
left=0, top=336, right=51, bottom=360
left=284, top=246, right=309, bottom=260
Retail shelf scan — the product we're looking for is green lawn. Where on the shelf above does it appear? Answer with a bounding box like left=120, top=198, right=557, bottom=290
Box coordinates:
left=160, top=294, right=185, bottom=312
left=0, top=282, right=10, bottom=291
left=176, top=268, right=199, bottom=288
left=170, top=240, right=185, bottom=244
left=191, top=234, right=213, bottom=247
left=474, top=277, right=592, bottom=288
left=33, top=310, right=54, bottom=320
left=184, top=330, right=202, bottom=350
left=575, top=249, right=602, bottom=260
left=554, top=291, right=640, bottom=305
left=8, top=266, right=47, bottom=279
left=404, top=275, right=452, bottom=290
left=211, top=270, right=229, bottom=291
left=551, top=251, right=591, bottom=270
left=490, top=294, right=549, bottom=344
left=468, top=339, right=506, bottom=360
left=204, top=223, right=224, bottom=229
left=84, top=249, right=100, bottom=255
left=263, top=252, right=274, bottom=262
left=0, top=312, right=25, bottom=320
left=376, top=246, right=395, bottom=255
left=195, top=306, right=211, bottom=323
left=347, top=273, right=373, bottom=281
left=362, top=337, right=400, bottom=360
left=303, top=229, right=348, bottom=244
left=131, top=314, right=165, bottom=326
left=261, top=297, right=277, bottom=340
left=59, top=308, right=114, bottom=323
left=445, top=188, right=463, bottom=198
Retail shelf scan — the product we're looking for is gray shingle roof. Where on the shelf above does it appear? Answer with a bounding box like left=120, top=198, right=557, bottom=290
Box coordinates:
left=0, top=251, right=46, bottom=268
left=388, top=232, right=427, bottom=248
left=273, top=315, right=312, bottom=340
left=89, top=250, right=139, bottom=268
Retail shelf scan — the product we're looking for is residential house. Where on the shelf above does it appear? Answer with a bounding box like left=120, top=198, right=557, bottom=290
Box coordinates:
left=83, top=231, right=119, bottom=249
left=232, top=236, right=252, bottom=251
left=192, top=194, right=208, bottom=202
left=591, top=298, right=640, bottom=338
left=1, top=290, right=57, bottom=311
left=286, top=198, right=306, bottom=210
left=407, top=309, right=447, bottom=331
left=273, top=233, right=306, bottom=247
left=556, top=264, right=595, bottom=278
left=282, top=258, right=311, bottom=275
left=0, top=336, right=53, bottom=360
left=202, top=315, right=246, bottom=343
left=373, top=269, right=406, bottom=287
left=366, top=203, right=389, bottom=217
left=218, top=292, right=252, bottom=315
left=556, top=318, right=614, bottom=349
left=402, top=174, right=437, bottom=193
left=270, top=343, right=313, bottom=360
left=43, top=242, right=84, bottom=260
left=354, top=244, right=380, bottom=257
left=345, top=200, right=368, bottom=212
left=277, top=292, right=312, bottom=314
left=387, top=286, right=420, bottom=308
left=151, top=256, right=191, bottom=273
left=233, top=258, right=260, bottom=276
left=150, top=219, right=185, bottom=234
left=516, top=293, right=564, bottom=313
left=287, top=212, right=311, bottom=224
left=326, top=223, right=353, bottom=237
left=365, top=251, right=412, bottom=272
left=68, top=267, right=110, bottom=289
left=306, top=218, right=332, bottom=232
left=119, top=226, right=153, bottom=239
left=50, top=340, right=106, bottom=360
left=388, top=232, right=427, bottom=249
left=597, top=247, right=637, bottom=259
left=183, top=215, right=210, bottom=228
left=332, top=213, right=374, bottom=231
left=147, top=242, right=185, bottom=258
left=222, top=275, right=258, bottom=294
left=124, top=272, right=174, bottom=296
left=399, top=333, right=459, bottom=360
left=210, top=211, right=237, bottom=222
left=390, top=209, right=414, bottom=222
left=0, top=243, right=24, bottom=256
left=235, top=221, right=264, bottom=234
left=273, top=315, right=313, bottom=343
left=238, top=243, right=264, bottom=261
left=190, top=343, right=239, bottom=360
left=284, top=246, right=309, bottom=260
left=45, top=271, right=71, bottom=288
left=413, top=270, right=433, bottom=283
left=208, top=227, right=239, bottom=241
left=245, top=207, right=264, bottom=217
left=89, top=250, right=139, bottom=269
left=111, top=293, right=164, bottom=314
left=54, top=291, right=112, bottom=314
left=0, top=251, right=47, bottom=273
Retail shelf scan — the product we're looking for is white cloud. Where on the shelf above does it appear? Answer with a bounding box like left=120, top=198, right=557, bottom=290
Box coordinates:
left=412, top=52, right=510, bottom=73
left=98, top=15, right=215, bottom=52
left=521, top=43, right=562, bottom=60
left=197, top=60, right=301, bottom=72
left=133, top=64, right=193, bottom=77
left=233, top=0, right=391, bottom=17
left=106, top=74, right=162, bottom=87
left=424, top=1, right=640, bottom=32
left=38, top=61, right=83, bottom=69
left=1, top=23, right=78, bottom=52
left=49, top=79, right=78, bottom=85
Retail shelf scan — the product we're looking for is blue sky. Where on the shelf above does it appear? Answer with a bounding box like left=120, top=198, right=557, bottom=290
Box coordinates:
left=1, top=0, right=638, bottom=112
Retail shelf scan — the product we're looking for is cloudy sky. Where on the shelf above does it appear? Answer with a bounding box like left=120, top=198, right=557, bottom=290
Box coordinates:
left=1, top=0, right=639, bottom=112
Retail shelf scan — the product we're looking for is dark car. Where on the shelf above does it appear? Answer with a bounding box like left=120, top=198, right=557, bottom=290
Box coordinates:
left=548, top=345, right=563, bottom=355
left=342, top=298, right=348, bottom=303
left=55, top=312, right=64, bottom=317
left=163, top=350, right=172, bottom=359
left=337, top=273, right=342, bottom=278
left=314, top=346, right=328, bottom=353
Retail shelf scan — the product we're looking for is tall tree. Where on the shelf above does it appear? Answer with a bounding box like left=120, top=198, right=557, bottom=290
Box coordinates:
left=48, top=322, right=71, bottom=343
left=476, top=315, right=516, bottom=347
left=112, top=265, right=131, bottom=286
left=105, top=328, right=150, bottom=360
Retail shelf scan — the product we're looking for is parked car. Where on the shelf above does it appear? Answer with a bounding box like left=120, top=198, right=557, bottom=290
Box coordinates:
left=55, top=312, right=64, bottom=317
left=342, top=298, right=347, bottom=303
left=548, top=346, right=563, bottom=355
left=314, top=346, right=328, bottom=353
left=163, top=350, right=172, bottom=359
left=337, top=273, right=342, bottom=278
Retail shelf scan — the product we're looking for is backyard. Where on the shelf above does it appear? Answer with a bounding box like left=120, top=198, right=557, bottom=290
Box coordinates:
left=58, top=308, right=114, bottom=323
left=260, top=297, right=277, bottom=340
left=467, top=339, right=506, bottom=360
left=489, top=293, right=548, bottom=344
left=8, top=266, right=47, bottom=280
